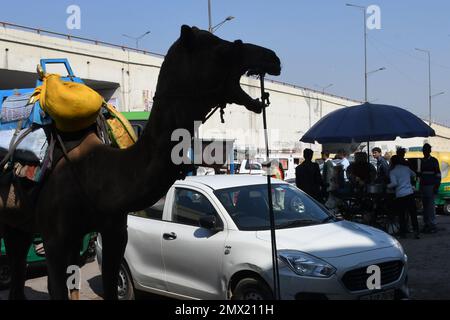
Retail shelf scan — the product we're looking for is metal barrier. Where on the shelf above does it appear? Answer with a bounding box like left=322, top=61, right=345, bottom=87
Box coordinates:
left=0, top=21, right=164, bottom=58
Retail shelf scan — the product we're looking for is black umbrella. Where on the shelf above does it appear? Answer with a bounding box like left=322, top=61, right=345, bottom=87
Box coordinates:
left=301, top=102, right=435, bottom=144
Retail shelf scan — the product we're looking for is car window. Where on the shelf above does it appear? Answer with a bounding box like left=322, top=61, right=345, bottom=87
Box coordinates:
left=172, top=188, right=222, bottom=227
left=245, top=162, right=262, bottom=170
left=130, top=197, right=166, bottom=220
left=215, top=184, right=332, bottom=231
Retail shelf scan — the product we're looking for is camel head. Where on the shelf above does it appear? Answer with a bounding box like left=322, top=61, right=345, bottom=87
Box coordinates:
left=155, top=25, right=281, bottom=122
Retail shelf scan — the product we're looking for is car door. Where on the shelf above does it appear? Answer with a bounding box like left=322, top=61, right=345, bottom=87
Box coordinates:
left=125, top=196, right=168, bottom=292
left=161, top=185, right=228, bottom=299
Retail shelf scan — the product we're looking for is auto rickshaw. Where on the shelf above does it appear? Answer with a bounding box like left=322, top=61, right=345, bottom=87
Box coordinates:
left=0, top=233, right=96, bottom=289
left=404, top=150, right=450, bottom=214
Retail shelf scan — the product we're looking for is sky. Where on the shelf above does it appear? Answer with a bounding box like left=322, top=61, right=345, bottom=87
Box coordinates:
left=1, top=0, right=450, bottom=125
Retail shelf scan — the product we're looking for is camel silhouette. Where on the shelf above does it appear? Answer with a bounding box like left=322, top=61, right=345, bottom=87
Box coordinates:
left=0, top=25, right=281, bottom=300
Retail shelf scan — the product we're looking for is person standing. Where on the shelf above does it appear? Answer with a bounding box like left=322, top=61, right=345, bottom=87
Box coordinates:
left=296, top=149, right=322, bottom=201
left=419, top=143, right=441, bottom=233
left=387, top=155, right=420, bottom=239
left=372, top=147, right=390, bottom=184
left=347, top=152, right=376, bottom=187
left=337, top=150, right=350, bottom=182
left=396, top=147, right=412, bottom=169
left=270, top=160, right=285, bottom=180
left=321, top=151, right=334, bottom=198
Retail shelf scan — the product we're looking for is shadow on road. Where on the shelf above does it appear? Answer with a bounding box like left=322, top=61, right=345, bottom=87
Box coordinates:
left=87, top=275, right=103, bottom=298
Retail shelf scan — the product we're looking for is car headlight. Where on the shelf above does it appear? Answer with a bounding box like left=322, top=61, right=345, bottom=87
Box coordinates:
left=278, top=250, right=336, bottom=278
left=391, top=237, right=404, bottom=254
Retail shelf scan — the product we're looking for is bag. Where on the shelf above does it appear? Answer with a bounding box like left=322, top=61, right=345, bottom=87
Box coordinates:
left=30, top=74, right=104, bottom=132
left=104, top=104, right=138, bottom=149
left=0, top=91, right=51, bottom=130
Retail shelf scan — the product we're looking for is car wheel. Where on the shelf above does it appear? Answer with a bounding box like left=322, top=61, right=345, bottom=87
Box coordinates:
left=0, top=257, right=11, bottom=290
left=232, top=278, right=273, bottom=300
left=443, top=201, right=450, bottom=215
left=117, top=262, right=135, bottom=300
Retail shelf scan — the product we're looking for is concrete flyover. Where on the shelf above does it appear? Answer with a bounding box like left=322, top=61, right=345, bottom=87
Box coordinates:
left=1, top=21, right=449, bottom=158
left=0, top=22, right=163, bottom=112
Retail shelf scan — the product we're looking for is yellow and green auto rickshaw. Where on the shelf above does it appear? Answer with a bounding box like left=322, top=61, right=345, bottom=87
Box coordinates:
left=404, top=150, right=450, bottom=214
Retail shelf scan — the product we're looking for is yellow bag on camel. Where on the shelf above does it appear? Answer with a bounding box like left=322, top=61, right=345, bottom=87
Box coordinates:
left=104, top=104, right=138, bottom=149
left=30, top=73, right=104, bottom=132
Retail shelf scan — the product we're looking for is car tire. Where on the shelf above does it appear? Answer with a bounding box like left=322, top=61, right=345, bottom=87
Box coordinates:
left=0, top=257, right=11, bottom=290
left=232, top=277, right=273, bottom=300
left=117, top=262, right=135, bottom=300
left=443, top=201, right=450, bottom=215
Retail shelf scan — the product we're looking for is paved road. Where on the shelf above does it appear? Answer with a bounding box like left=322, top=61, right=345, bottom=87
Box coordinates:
left=0, top=259, right=104, bottom=300
left=399, top=214, right=450, bottom=300
left=1, top=215, right=449, bottom=300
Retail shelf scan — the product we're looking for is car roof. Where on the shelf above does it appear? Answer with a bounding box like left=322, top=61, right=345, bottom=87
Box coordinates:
left=176, top=175, right=287, bottom=190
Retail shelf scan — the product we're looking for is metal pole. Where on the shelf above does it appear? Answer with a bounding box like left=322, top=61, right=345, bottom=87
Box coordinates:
left=260, top=74, right=281, bottom=300
left=363, top=8, right=370, bottom=161
left=364, top=9, right=368, bottom=102
left=428, top=51, right=432, bottom=126
left=208, top=0, right=212, bottom=32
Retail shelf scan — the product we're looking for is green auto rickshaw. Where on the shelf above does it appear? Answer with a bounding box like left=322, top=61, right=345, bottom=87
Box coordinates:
left=405, top=150, right=450, bottom=214
left=0, top=233, right=96, bottom=289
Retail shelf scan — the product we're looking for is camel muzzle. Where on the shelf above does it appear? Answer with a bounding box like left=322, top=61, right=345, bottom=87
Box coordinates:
left=241, top=43, right=281, bottom=77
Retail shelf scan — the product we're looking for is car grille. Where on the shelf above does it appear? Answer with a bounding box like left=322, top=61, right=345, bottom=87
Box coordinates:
left=342, top=260, right=404, bottom=292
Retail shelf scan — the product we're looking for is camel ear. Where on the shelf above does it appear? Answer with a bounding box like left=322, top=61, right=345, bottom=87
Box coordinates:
left=180, top=25, right=195, bottom=49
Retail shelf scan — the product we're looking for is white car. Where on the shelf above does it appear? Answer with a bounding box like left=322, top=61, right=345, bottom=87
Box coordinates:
left=237, top=160, right=265, bottom=175
left=96, top=175, right=409, bottom=300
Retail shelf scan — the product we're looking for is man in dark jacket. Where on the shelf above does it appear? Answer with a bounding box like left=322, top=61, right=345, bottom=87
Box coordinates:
left=420, top=143, right=441, bottom=233
left=296, top=149, right=322, bottom=201
left=372, top=147, right=390, bottom=184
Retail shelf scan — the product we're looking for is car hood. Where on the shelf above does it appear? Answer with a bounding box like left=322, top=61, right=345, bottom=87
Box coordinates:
left=256, top=221, right=394, bottom=258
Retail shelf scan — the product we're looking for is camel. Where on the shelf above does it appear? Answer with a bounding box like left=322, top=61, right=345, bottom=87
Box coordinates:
left=0, top=25, right=281, bottom=300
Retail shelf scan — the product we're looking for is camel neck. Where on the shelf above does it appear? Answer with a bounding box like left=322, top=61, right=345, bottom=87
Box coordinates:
left=113, top=99, right=199, bottom=213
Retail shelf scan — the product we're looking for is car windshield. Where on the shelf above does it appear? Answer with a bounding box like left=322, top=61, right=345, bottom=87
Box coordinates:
left=214, top=184, right=334, bottom=231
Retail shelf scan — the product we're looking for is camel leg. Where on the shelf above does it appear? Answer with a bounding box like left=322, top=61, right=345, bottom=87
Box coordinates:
left=101, top=222, right=127, bottom=300
left=67, top=239, right=82, bottom=301
left=3, top=225, right=33, bottom=300
left=44, top=238, right=70, bottom=300
left=45, top=236, right=83, bottom=300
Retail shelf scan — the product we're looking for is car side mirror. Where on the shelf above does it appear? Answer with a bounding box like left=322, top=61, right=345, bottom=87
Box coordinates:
left=199, top=215, right=223, bottom=232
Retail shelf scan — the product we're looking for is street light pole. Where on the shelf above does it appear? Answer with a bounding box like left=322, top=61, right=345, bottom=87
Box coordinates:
left=364, top=8, right=368, bottom=102
left=122, top=30, right=151, bottom=49
left=416, top=48, right=432, bottom=126
left=211, top=16, right=235, bottom=33
left=207, top=0, right=235, bottom=33
left=319, top=83, right=334, bottom=94
left=208, top=0, right=212, bottom=33
left=346, top=4, right=367, bottom=101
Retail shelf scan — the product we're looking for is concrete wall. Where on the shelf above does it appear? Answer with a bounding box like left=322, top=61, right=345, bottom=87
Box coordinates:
left=1, top=25, right=449, bottom=157
left=200, top=77, right=360, bottom=160
left=371, top=123, right=450, bottom=154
